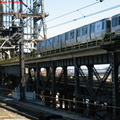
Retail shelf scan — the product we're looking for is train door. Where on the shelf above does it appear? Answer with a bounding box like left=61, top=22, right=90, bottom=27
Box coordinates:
left=106, top=19, right=111, bottom=33
left=111, top=14, right=120, bottom=36
left=81, top=25, right=89, bottom=43
left=95, top=20, right=104, bottom=40
left=58, top=35, right=62, bottom=49
left=94, top=19, right=106, bottom=40
left=111, top=15, right=118, bottom=33
left=64, top=31, right=69, bottom=46
left=53, top=35, right=61, bottom=49
left=65, top=30, right=76, bottom=46
left=61, top=33, right=66, bottom=48
left=46, top=38, right=53, bottom=51
left=76, top=27, right=82, bottom=43
left=70, top=29, right=76, bottom=45
left=37, top=41, right=46, bottom=52
left=90, top=23, right=95, bottom=41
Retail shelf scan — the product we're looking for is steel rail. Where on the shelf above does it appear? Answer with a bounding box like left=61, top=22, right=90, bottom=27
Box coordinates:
left=0, top=95, right=93, bottom=120
left=0, top=101, right=38, bottom=120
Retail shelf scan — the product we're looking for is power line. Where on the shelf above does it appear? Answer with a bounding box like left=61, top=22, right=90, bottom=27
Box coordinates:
left=48, top=4, right=120, bottom=30
left=47, top=1, right=100, bottom=22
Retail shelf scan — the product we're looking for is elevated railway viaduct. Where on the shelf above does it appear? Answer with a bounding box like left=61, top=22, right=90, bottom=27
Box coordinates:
left=0, top=39, right=120, bottom=120
left=1, top=0, right=120, bottom=120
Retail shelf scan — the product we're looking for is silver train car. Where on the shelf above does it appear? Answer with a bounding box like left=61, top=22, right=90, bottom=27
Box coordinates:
left=37, top=14, right=120, bottom=53
left=111, top=14, right=120, bottom=36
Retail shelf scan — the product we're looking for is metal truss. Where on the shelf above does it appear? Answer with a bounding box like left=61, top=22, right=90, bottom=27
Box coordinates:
left=0, top=0, right=48, bottom=58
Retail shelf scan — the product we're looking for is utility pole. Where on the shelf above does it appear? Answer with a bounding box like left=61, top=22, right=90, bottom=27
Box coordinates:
left=41, top=0, right=47, bottom=39
left=19, top=27, right=26, bottom=101
left=19, top=0, right=25, bottom=101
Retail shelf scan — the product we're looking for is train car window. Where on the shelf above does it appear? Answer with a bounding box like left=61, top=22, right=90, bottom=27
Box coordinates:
left=70, top=31, right=74, bottom=39
left=112, top=17, right=117, bottom=27
left=65, top=33, right=68, bottom=40
left=77, top=29, right=81, bottom=37
left=90, top=23, right=95, bottom=33
left=82, top=26, right=87, bottom=36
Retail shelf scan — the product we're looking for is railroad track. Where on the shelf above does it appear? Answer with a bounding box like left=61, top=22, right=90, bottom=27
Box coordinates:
left=0, top=99, right=64, bottom=120
left=0, top=96, right=94, bottom=120
left=0, top=103, right=31, bottom=120
left=0, top=96, right=65, bottom=120
left=0, top=101, right=38, bottom=120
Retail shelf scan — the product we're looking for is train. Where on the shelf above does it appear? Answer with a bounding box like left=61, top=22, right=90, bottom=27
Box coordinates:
left=37, top=13, right=120, bottom=53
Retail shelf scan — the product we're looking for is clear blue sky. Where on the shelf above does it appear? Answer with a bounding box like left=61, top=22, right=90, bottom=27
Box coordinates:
left=44, top=0, right=120, bottom=38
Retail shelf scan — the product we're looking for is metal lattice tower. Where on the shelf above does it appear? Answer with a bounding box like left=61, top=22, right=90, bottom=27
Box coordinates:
left=0, top=0, right=48, bottom=58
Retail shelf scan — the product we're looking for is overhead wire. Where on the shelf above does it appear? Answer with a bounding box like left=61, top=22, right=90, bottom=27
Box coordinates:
left=47, top=1, right=100, bottom=22
left=48, top=4, right=120, bottom=29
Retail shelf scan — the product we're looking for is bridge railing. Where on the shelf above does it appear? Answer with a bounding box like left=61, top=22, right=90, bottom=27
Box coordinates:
left=0, top=33, right=117, bottom=64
